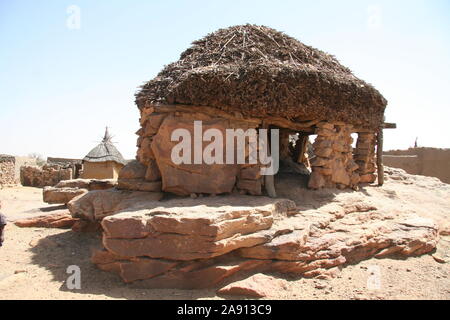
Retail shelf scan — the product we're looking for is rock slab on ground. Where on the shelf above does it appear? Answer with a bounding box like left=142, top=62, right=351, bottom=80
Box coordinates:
left=43, top=187, right=87, bottom=204
left=14, top=211, right=77, bottom=229
left=217, top=273, right=289, bottom=298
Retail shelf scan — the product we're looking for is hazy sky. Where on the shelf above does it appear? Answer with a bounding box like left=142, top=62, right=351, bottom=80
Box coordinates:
left=1, top=0, right=449, bottom=160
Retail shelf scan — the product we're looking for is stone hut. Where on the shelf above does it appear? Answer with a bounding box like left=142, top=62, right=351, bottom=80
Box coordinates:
left=81, top=128, right=126, bottom=179
left=131, top=25, right=390, bottom=197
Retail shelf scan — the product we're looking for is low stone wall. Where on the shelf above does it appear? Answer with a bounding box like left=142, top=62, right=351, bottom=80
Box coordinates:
left=21, top=164, right=72, bottom=187
left=0, top=155, right=16, bottom=186
left=383, top=148, right=450, bottom=184
left=0, top=155, right=36, bottom=187
left=354, top=132, right=377, bottom=183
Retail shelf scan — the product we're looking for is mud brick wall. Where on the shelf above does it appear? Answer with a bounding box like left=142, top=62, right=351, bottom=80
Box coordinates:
left=383, top=148, right=450, bottom=184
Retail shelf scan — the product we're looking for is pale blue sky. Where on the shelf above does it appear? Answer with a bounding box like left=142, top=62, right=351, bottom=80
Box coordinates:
left=1, top=0, right=449, bottom=159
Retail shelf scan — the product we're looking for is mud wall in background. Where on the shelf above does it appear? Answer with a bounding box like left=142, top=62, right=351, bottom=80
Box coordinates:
left=383, top=148, right=450, bottom=183
left=81, top=161, right=123, bottom=180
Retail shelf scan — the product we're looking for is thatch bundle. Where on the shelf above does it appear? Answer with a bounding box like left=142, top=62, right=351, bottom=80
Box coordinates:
left=136, top=24, right=387, bottom=129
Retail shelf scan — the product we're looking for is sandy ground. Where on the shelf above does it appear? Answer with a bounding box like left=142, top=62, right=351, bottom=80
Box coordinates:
left=0, top=173, right=449, bottom=300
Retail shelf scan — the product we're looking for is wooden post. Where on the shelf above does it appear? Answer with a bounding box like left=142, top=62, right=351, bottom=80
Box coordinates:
left=261, top=121, right=277, bottom=198
left=377, top=128, right=384, bottom=186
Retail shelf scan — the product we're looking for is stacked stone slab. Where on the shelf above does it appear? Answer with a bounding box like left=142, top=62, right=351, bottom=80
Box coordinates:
left=133, top=105, right=263, bottom=196
left=308, top=122, right=359, bottom=190
left=43, top=178, right=117, bottom=204
left=354, top=133, right=377, bottom=183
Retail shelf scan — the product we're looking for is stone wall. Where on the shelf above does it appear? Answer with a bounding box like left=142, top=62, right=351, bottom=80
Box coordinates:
left=0, top=155, right=36, bottom=187
left=354, top=132, right=377, bottom=183
left=21, top=164, right=72, bottom=187
left=129, top=106, right=379, bottom=194
left=47, top=157, right=82, bottom=179
left=308, top=122, right=360, bottom=190
left=383, top=148, right=450, bottom=184
left=0, top=155, right=16, bottom=187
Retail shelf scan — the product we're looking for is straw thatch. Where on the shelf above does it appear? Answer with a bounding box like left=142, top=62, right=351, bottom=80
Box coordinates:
left=136, top=24, right=387, bottom=129
left=83, top=128, right=126, bottom=165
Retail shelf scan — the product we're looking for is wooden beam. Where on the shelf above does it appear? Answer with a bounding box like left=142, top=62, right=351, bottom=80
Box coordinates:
left=376, top=129, right=384, bottom=186
left=382, top=123, right=397, bottom=129
left=147, top=103, right=318, bottom=131
left=353, top=123, right=396, bottom=133
left=265, top=116, right=320, bottom=130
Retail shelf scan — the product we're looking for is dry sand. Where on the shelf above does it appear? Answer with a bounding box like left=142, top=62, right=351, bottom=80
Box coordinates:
left=0, top=168, right=449, bottom=300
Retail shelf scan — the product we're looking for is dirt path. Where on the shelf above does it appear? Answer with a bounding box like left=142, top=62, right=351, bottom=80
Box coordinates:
left=0, top=174, right=449, bottom=300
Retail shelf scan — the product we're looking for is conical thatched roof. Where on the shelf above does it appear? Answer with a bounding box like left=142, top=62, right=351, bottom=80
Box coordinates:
left=136, top=24, right=387, bottom=129
left=83, top=128, right=126, bottom=165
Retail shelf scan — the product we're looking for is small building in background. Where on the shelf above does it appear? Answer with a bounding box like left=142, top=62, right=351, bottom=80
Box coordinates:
left=81, top=128, right=126, bottom=179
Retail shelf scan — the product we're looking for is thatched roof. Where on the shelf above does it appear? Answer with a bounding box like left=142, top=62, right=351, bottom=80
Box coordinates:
left=83, top=128, right=126, bottom=165
left=136, top=24, right=387, bottom=129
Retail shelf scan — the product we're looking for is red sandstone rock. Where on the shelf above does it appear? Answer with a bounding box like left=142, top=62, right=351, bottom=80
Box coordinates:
left=71, top=220, right=102, bottom=232
left=151, top=116, right=240, bottom=195
left=118, top=160, right=147, bottom=180
left=43, top=186, right=88, bottom=204
left=117, top=179, right=162, bottom=192
left=15, top=211, right=77, bottom=229
left=130, top=259, right=270, bottom=289
left=239, top=166, right=261, bottom=180
left=89, top=192, right=439, bottom=289
left=360, top=173, right=377, bottom=183
left=143, top=113, right=166, bottom=136
left=54, top=179, right=117, bottom=191
left=67, top=189, right=163, bottom=221
left=144, top=159, right=161, bottom=181
left=236, top=179, right=262, bottom=195
left=217, top=273, right=289, bottom=298
left=308, top=171, right=325, bottom=189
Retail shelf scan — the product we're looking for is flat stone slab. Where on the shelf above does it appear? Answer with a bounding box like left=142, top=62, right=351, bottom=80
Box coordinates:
left=67, top=188, right=164, bottom=221
left=101, top=196, right=295, bottom=261
left=14, top=211, right=77, bottom=229
left=43, top=187, right=87, bottom=204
